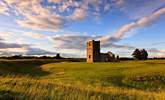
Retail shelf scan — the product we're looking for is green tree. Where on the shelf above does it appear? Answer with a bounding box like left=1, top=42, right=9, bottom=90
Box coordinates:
left=141, top=49, right=148, bottom=60
left=132, top=49, right=141, bottom=60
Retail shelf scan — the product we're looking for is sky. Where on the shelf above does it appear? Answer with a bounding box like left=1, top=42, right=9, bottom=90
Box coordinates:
left=0, top=0, right=165, bottom=58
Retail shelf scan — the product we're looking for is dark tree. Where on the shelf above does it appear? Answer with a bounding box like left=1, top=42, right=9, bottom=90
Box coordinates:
left=132, top=49, right=148, bottom=60
left=56, top=53, right=62, bottom=59
left=116, top=55, right=119, bottom=60
left=141, top=49, right=148, bottom=60
left=12, top=55, right=22, bottom=59
left=132, top=49, right=141, bottom=60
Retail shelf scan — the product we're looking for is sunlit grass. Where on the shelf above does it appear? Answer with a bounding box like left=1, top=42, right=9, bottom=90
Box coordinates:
left=0, top=60, right=165, bottom=99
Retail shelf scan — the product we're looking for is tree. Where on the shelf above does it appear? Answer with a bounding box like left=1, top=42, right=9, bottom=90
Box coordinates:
left=141, top=49, right=148, bottom=60
left=132, top=49, right=141, bottom=60
left=55, top=53, right=62, bottom=59
left=132, top=49, right=148, bottom=60
left=116, top=55, right=119, bottom=60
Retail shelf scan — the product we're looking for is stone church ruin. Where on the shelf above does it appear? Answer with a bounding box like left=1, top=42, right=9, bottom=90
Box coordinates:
left=87, top=40, right=117, bottom=63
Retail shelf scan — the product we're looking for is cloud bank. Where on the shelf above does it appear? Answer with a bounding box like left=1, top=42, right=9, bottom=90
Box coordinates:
left=0, top=32, right=56, bottom=56
left=0, top=0, right=117, bottom=32
left=52, top=34, right=134, bottom=50
left=98, top=7, right=165, bottom=43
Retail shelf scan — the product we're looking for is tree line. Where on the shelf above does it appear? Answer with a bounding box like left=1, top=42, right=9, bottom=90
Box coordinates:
left=0, top=49, right=164, bottom=60
left=0, top=53, right=63, bottom=59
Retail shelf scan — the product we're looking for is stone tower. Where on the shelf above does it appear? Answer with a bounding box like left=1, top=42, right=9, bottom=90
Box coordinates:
left=87, top=40, right=100, bottom=63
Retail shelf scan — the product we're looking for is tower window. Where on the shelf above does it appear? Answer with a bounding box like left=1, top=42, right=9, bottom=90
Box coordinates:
left=89, top=55, right=91, bottom=58
left=89, top=43, right=91, bottom=46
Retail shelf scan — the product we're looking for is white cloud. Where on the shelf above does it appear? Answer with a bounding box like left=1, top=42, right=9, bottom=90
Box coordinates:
left=24, top=32, right=47, bottom=39
left=0, top=32, right=14, bottom=40
left=104, top=3, right=111, bottom=12
left=53, top=35, right=95, bottom=50
left=137, top=7, right=165, bottom=26
left=0, top=47, right=56, bottom=56
left=48, top=0, right=62, bottom=3
left=16, top=10, right=66, bottom=32
left=0, top=1, right=9, bottom=15
left=115, top=0, right=125, bottom=6
left=147, top=48, right=165, bottom=57
left=25, top=48, right=56, bottom=55
left=0, top=42, right=29, bottom=49
left=69, top=8, right=87, bottom=21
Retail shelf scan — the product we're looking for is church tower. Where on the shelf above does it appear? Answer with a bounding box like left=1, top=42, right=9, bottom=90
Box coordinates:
left=87, top=40, right=100, bottom=63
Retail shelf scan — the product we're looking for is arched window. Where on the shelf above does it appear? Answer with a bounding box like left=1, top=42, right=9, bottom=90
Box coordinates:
left=89, top=55, right=91, bottom=58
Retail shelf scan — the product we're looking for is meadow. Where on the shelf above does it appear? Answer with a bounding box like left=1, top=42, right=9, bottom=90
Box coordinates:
left=0, top=59, right=165, bottom=100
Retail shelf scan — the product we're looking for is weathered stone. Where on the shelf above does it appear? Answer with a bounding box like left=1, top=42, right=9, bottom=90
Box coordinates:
left=87, top=40, right=116, bottom=63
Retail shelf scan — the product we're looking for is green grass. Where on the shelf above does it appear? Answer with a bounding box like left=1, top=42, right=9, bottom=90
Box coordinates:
left=0, top=59, right=165, bottom=100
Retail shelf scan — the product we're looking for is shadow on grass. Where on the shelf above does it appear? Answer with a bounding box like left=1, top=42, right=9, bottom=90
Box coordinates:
left=145, top=62, right=165, bottom=65
left=0, top=59, right=58, bottom=77
left=0, top=90, right=25, bottom=100
left=103, top=75, right=126, bottom=87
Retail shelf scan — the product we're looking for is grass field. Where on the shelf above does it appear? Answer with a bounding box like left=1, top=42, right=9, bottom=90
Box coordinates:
left=0, top=59, right=165, bottom=100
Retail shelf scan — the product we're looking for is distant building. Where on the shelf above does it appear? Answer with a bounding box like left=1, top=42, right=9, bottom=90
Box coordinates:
left=87, top=40, right=116, bottom=63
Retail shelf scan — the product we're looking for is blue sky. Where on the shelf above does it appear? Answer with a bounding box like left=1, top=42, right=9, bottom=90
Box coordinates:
left=0, top=0, right=165, bottom=57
